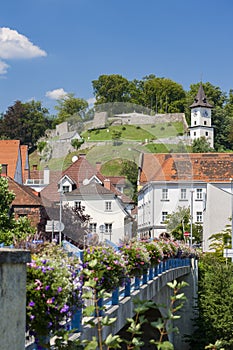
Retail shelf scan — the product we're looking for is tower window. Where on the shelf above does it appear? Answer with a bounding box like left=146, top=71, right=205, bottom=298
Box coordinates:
left=205, top=132, right=209, bottom=136
left=194, top=132, right=196, bottom=136
left=194, top=121, right=196, bottom=125
left=204, top=121, right=207, bottom=125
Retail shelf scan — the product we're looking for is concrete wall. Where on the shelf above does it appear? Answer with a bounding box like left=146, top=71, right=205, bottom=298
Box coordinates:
left=0, top=248, right=31, bottom=350
left=80, top=263, right=197, bottom=350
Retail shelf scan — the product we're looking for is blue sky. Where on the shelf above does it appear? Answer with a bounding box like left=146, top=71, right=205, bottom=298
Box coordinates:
left=1, top=0, right=233, bottom=114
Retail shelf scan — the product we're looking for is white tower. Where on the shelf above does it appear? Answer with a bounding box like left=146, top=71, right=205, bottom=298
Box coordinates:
left=189, top=83, right=214, bottom=148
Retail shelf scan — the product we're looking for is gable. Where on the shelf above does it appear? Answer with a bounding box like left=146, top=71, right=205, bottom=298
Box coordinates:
left=0, top=140, right=23, bottom=183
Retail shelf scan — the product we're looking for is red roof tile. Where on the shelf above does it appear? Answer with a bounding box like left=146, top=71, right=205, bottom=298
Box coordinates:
left=139, top=153, right=233, bottom=184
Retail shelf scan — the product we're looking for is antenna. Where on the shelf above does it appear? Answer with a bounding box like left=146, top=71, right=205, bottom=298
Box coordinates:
left=72, top=155, right=78, bottom=163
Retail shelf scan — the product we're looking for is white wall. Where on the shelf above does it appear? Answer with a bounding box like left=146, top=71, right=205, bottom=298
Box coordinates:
left=203, top=183, right=232, bottom=251
left=63, top=196, right=128, bottom=244
left=138, top=182, right=206, bottom=238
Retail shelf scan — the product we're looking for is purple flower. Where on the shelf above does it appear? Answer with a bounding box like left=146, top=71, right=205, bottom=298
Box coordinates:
left=29, top=301, right=35, bottom=307
left=30, top=315, right=35, bottom=320
left=57, top=287, right=62, bottom=293
left=60, top=304, right=69, bottom=313
left=45, top=285, right=50, bottom=291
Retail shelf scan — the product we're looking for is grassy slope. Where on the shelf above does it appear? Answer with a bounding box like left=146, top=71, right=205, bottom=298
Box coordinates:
left=29, top=122, right=186, bottom=174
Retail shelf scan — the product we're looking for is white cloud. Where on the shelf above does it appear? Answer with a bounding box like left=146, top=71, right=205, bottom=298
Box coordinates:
left=46, top=88, right=68, bottom=100
left=0, top=60, right=9, bottom=74
left=87, top=97, right=96, bottom=106
left=0, top=27, right=47, bottom=59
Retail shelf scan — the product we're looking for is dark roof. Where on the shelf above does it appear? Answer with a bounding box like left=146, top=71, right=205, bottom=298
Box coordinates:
left=65, top=182, right=116, bottom=197
left=189, top=83, right=213, bottom=108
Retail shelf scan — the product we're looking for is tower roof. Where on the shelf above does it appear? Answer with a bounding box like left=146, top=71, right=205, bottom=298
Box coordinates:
left=189, top=83, right=213, bottom=108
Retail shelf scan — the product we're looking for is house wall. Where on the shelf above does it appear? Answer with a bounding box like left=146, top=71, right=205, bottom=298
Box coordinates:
left=63, top=196, right=128, bottom=244
left=13, top=207, right=41, bottom=228
left=203, top=183, right=232, bottom=251
left=138, top=182, right=206, bottom=240
left=138, top=181, right=232, bottom=251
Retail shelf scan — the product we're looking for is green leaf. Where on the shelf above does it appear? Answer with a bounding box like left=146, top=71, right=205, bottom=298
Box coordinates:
left=88, top=259, right=98, bottom=268
left=82, top=291, right=93, bottom=299
left=82, top=305, right=95, bottom=316
left=104, top=334, right=123, bottom=348
left=82, top=337, right=98, bottom=350
left=101, top=316, right=117, bottom=326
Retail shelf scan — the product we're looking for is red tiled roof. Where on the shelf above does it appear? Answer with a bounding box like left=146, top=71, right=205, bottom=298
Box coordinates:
left=139, top=153, right=233, bottom=185
left=7, top=177, right=42, bottom=206
left=107, top=176, right=126, bottom=185
left=40, top=156, right=134, bottom=205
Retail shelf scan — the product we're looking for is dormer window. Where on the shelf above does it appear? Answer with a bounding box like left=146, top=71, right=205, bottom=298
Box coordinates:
left=62, top=185, right=69, bottom=193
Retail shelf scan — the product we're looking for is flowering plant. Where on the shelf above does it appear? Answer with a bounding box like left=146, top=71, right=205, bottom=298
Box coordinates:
left=84, top=245, right=126, bottom=292
left=144, top=241, right=163, bottom=266
left=120, top=241, right=150, bottom=277
left=158, top=239, right=177, bottom=259
left=26, top=243, right=83, bottom=340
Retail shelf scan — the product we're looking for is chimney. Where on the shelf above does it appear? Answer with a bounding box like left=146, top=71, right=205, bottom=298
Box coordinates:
left=104, top=178, right=111, bottom=190
left=32, top=164, right=38, bottom=171
left=44, top=166, right=50, bottom=185
left=1, top=164, right=7, bottom=176
left=96, top=162, right=102, bottom=172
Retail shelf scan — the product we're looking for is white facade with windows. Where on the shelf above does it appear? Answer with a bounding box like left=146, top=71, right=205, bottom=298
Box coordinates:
left=63, top=183, right=134, bottom=244
left=138, top=180, right=232, bottom=251
left=138, top=181, right=207, bottom=239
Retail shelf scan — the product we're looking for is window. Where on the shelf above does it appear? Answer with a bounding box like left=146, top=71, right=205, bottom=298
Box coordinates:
left=205, top=132, right=209, bottom=136
left=180, top=188, right=187, bottom=200
left=105, top=223, right=112, bottom=233
left=204, top=121, right=207, bottom=125
left=162, top=188, right=168, bottom=200
left=89, top=223, right=97, bottom=233
left=74, top=201, right=81, bottom=210
left=62, top=186, right=69, bottom=193
left=196, top=188, right=203, bottom=200
left=194, top=121, right=196, bottom=125
left=196, top=211, right=203, bottom=222
left=162, top=212, right=168, bottom=223
left=194, top=132, right=196, bottom=136
left=105, top=201, right=112, bottom=211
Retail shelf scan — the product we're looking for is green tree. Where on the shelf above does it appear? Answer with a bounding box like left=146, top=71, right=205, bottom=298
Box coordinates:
left=142, top=76, right=186, bottom=113
left=192, top=136, right=214, bottom=153
left=0, top=100, right=51, bottom=148
left=189, top=254, right=233, bottom=349
left=120, top=160, right=138, bottom=201
left=92, top=74, right=131, bottom=104
left=166, top=206, right=202, bottom=243
left=0, top=174, right=35, bottom=245
left=54, top=93, right=88, bottom=125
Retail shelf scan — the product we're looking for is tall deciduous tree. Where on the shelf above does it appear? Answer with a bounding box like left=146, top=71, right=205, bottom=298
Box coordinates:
left=142, top=76, right=186, bottom=113
left=0, top=100, right=51, bottom=148
left=54, top=93, right=88, bottom=125
left=92, top=74, right=131, bottom=104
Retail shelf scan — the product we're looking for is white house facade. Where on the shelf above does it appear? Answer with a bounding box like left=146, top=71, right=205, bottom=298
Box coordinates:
left=63, top=182, right=133, bottom=244
left=138, top=153, right=233, bottom=251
